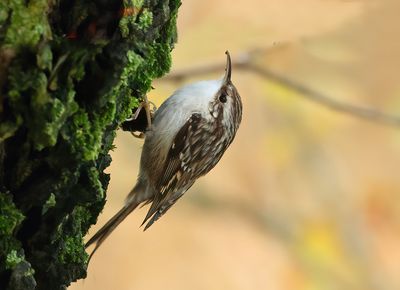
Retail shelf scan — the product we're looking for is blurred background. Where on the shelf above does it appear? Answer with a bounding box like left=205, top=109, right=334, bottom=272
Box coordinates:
left=71, top=1, right=400, bottom=289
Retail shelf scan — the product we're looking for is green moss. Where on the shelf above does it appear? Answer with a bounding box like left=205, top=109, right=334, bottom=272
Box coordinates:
left=4, top=0, right=51, bottom=50
left=59, top=236, right=87, bottom=265
left=42, top=193, right=56, bottom=215
left=58, top=206, right=90, bottom=265
left=5, top=250, right=24, bottom=269
left=33, top=94, right=79, bottom=149
left=0, top=2, right=9, bottom=26
left=119, top=1, right=142, bottom=38
left=64, top=98, right=118, bottom=162
left=138, top=9, right=153, bottom=30
left=0, top=193, right=25, bottom=236
left=8, top=62, right=79, bottom=149
left=125, top=50, right=143, bottom=80
left=0, top=117, right=22, bottom=142
left=86, top=167, right=104, bottom=200
left=0, top=193, right=25, bottom=275
left=107, top=50, right=142, bottom=120
left=132, top=0, right=144, bottom=6
left=24, top=266, right=35, bottom=277
left=65, top=110, right=98, bottom=160
left=36, top=43, right=53, bottom=71
left=119, top=16, right=135, bottom=38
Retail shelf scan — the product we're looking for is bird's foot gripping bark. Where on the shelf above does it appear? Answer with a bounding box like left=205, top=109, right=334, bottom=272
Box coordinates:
left=121, top=95, right=157, bottom=138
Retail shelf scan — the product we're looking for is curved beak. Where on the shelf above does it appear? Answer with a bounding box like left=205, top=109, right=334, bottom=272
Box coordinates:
left=223, top=50, right=232, bottom=84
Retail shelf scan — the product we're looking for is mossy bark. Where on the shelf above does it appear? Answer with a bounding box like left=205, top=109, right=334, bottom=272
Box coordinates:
left=0, top=0, right=180, bottom=289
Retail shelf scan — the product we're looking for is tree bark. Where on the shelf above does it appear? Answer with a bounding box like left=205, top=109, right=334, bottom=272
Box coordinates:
left=0, top=0, right=180, bottom=289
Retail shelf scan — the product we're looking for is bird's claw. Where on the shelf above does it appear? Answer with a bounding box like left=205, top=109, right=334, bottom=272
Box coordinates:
left=124, top=95, right=157, bottom=139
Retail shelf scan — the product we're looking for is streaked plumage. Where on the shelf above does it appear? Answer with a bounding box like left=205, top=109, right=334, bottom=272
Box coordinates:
left=86, top=51, right=242, bottom=260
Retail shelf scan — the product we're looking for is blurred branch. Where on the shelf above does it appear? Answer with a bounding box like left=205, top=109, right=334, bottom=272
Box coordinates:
left=189, top=193, right=296, bottom=241
left=161, top=48, right=400, bottom=128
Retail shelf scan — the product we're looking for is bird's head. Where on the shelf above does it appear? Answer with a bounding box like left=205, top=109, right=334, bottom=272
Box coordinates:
left=208, top=51, right=242, bottom=133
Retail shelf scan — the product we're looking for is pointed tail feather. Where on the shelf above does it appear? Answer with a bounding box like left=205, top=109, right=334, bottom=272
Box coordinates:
left=85, top=201, right=139, bottom=261
left=142, top=193, right=185, bottom=231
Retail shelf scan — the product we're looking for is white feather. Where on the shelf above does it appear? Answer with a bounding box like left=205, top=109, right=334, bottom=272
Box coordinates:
left=152, top=79, right=223, bottom=144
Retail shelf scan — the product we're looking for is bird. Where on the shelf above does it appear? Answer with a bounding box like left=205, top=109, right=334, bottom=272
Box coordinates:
left=85, top=51, right=243, bottom=260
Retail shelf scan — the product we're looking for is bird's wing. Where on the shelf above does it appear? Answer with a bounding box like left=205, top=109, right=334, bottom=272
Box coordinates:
left=141, top=113, right=205, bottom=228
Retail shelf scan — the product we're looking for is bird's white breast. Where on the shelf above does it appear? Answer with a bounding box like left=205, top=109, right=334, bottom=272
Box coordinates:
left=140, top=79, right=223, bottom=174
left=152, top=79, right=223, bottom=141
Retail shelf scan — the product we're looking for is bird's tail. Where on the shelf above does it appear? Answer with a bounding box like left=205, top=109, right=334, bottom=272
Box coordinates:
left=85, top=201, right=140, bottom=262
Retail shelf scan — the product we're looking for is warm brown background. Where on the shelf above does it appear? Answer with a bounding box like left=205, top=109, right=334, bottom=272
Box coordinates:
left=71, top=1, right=400, bottom=289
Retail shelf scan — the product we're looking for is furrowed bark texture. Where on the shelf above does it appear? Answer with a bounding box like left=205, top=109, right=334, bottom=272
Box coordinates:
left=0, top=0, right=180, bottom=289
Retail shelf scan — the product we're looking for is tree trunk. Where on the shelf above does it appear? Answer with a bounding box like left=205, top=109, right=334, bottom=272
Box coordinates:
left=0, top=0, right=180, bottom=289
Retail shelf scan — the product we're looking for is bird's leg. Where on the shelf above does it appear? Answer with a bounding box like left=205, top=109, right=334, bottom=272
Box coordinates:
left=143, top=94, right=153, bottom=131
left=124, top=95, right=157, bottom=139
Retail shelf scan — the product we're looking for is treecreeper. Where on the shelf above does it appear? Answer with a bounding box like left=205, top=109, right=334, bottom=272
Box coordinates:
left=85, top=51, right=243, bottom=260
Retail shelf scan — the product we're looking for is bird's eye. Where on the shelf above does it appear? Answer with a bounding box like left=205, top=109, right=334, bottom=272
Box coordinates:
left=219, top=93, right=227, bottom=103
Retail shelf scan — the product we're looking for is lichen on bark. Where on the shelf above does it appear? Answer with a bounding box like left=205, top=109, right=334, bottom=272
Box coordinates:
left=0, top=0, right=181, bottom=289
